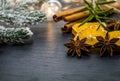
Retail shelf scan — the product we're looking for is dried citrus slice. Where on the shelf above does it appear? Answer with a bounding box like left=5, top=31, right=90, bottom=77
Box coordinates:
left=72, top=22, right=107, bottom=45
left=109, top=31, right=120, bottom=46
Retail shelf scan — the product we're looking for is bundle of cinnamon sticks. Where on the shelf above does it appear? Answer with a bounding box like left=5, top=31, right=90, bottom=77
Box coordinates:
left=53, top=6, right=89, bottom=33
left=53, top=4, right=120, bottom=33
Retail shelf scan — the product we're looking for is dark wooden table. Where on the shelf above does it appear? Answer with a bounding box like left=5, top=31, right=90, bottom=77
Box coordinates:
left=0, top=21, right=120, bottom=81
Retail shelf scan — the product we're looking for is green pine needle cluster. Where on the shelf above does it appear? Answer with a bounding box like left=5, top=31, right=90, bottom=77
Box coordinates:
left=0, top=26, right=33, bottom=44
left=0, top=0, right=46, bottom=44
left=78, top=0, right=116, bottom=31
left=0, top=10, right=46, bottom=27
left=0, top=0, right=46, bottom=27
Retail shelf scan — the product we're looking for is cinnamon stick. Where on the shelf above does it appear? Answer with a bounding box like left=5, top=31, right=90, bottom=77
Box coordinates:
left=61, top=26, right=71, bottom=33
left=53, top=6, right=86, bottom=22
left=62, top=11, right=89, bottom=22
left=103, top=5, right=120, bottom=13
left=109, top=3, right=120, bottom=10
left=61, top=18, right=85, bottom=33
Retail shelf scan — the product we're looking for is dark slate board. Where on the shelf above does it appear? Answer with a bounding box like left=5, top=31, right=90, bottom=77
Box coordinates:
left=0, top=20, right=120, bottom=81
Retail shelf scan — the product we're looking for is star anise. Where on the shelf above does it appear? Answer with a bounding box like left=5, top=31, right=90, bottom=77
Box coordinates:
left=106, top=20, right=120, bottom=30
left=64, top=36, right=91, bottom=57
left=94, top=32, right=119, bottom=56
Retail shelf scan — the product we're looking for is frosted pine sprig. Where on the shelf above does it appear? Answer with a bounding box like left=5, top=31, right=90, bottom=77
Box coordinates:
left=0, top=0, right=46, bottom=27
left=0, top=26, right=33, bottom=44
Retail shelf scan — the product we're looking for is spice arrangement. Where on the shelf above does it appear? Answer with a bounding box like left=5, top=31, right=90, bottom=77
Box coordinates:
left=54, top=0, right=120, bottom=57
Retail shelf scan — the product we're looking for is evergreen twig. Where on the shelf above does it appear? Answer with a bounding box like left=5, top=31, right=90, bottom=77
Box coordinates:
left=0, top=26, right=33, bottom=44
left=78, top=0, right=116, bottom=31
left=0, top=0, right=46, bottom=27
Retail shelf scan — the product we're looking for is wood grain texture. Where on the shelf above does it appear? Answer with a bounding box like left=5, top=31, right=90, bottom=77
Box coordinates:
left=0, top=20, right=120, bottom=81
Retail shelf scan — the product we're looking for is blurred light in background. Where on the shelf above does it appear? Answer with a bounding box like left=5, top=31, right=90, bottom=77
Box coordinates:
left=41, top=0, right=62, bottom=21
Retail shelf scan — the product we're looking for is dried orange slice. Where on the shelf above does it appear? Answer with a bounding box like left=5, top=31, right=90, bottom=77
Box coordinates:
left=72, top=22, right=107, bottom=45
left=72, top=22, right=120, bottom=46
left=109, top=31, right=120, bottom=46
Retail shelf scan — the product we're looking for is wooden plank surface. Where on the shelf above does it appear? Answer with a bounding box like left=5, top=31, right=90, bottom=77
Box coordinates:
left=0, top=21, right=120, bottom=81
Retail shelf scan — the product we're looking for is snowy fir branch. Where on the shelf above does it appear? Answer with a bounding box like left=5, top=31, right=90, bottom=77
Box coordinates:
left=0, top=0, right=46, bottom=27
left=0, top=26, right=33, bottom=44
